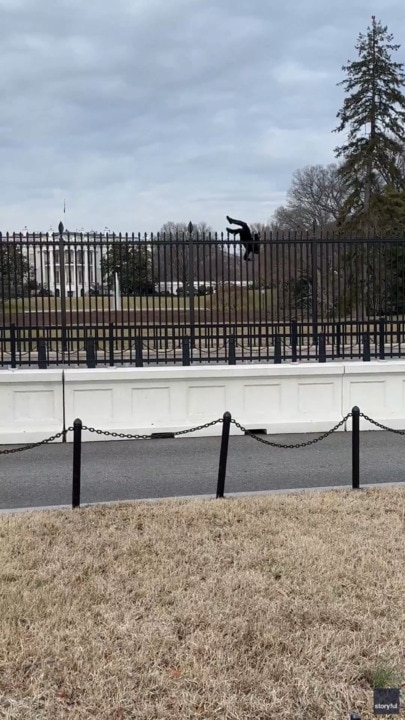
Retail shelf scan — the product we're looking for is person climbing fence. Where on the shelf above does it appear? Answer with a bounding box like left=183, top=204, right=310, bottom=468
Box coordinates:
left=226, top=216, right=260, bottom=261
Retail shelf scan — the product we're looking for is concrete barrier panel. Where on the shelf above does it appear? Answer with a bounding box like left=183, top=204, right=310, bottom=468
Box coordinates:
left=63, top=364, right=346, bottom=441
left=0, top=369, right=65, bottom=444
left=343, top=360, right=405, bottom=430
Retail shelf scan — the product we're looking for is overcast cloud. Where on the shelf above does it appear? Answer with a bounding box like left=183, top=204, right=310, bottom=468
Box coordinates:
left=0, top=0, right=404, bottom=233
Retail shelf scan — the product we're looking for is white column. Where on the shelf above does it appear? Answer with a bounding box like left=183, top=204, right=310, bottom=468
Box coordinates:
left=47, top=246, right=54, bottom=289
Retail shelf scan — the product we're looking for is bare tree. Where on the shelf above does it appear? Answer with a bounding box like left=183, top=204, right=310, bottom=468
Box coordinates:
left=271, top=164, right=348, bottom=232
left=155, top=221, right=218, bottom=286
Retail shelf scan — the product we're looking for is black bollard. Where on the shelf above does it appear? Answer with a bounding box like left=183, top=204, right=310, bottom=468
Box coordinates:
left=216, top=412, right=231, bottom=499
left=274, top=334, right=282, bottom=364
left=86, top=338, right=96, bottom=368
left=228, top=336, right=236, bottom=365
left=108, top=323, right=114, bottom=367
left=72, top=418, right=82, bottom=509
left=378, top=317, right=385, bottom=360
left=291, top=320, right=298, bottom=362
left=335, top=322, right=341, bottom=358
left=135, top=337, right=143, bottom=367
left=352, top=406, right=360, bottom=489
left=37, top=339, right=47, bottom=369
left=362, top=333, right=370, bottom=362
left=182, top=336, right=190, bottom=366
left=10, top=323, right=16, bottom=369
left=318, top=333, right=326, bottom=363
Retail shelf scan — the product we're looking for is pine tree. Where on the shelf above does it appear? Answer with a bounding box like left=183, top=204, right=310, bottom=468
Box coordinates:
left=333, top=16, right=405, bottom=230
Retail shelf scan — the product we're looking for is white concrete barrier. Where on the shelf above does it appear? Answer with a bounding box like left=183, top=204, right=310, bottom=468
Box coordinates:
left=63, top=364, right=346, bottom=441
left=3, top=361, right=405, bottom=445
left=343, top=360, right=405, bottom=430
left=0, top=369, right=64, bottom=444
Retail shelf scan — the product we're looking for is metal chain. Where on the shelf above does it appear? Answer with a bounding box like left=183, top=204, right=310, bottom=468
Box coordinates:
left=81, top=426, right=151, bottom=440
left=359, top=412, right=405, bottom=435
left=80, top=418, right=224, bottom=440
left=230, top=413, right=352, bottom=449
left=0, top=427, right=73, bottom=456
left=174, top=418, right=223, bottom=436
left=3, top=411, right=404, bottom=456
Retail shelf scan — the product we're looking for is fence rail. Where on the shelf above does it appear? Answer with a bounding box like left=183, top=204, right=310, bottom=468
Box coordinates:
left=2, top=229, right=405, bottom=366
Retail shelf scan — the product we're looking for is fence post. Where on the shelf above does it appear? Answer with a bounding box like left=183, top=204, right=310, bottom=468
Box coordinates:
left=108, top=323, right=114, bottom=367
left=10, top=323, right=16, bottom=369
left=379, top=317, right=385, bottom=360
left=352, top=406, right=360, bottom=490
left=135, top=337, right=143, bottom=367
left=37, top=339, right=47, bottom=369
left=291, top=320, right=298, bottom=362
left=187, top=221, right=195, bottom=350
left=311, top=232, right=318, bottom=344
left=362, top=333, right=370, bottom=362
left=72, top=418, right=82, bottom=509
left=86, top=338, right=96, bottom=368
left=274, top=334, right=282, bottom=364
left=216, top=411, right=231, bottom=499
left=58, top=221, right=68, bottom=353
left=182, top=336, right=190, bottom=366
left=318, top=333, right=326, bottom=363
left=335, top=322, right=341, bottom=358
left=228, top=335, right=236, bottom=365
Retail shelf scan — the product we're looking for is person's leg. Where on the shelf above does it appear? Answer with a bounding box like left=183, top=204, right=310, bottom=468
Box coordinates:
left=226, top=216, right=249, bottom=230
left=243, top=243, right=253, bottom=261
left=226, top=227, right=240, bottom=236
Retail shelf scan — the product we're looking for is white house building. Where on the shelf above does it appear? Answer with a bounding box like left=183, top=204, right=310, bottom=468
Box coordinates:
left=21, top=231, right=104, bottom=297
left=6, top=229, right=149, bottom=297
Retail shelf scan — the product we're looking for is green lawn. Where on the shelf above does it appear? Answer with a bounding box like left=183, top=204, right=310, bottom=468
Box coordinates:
left=1, top=296, right=196, bottom=313
left=1, top=291, right=273, bottom=316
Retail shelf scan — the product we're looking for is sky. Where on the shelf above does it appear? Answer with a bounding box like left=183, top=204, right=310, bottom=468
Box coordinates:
left=1, top=0, right=404, bottom=234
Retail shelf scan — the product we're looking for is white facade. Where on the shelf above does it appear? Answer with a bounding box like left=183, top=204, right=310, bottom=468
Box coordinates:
left=8, top=230, right=152, bottom=298
left=24, top=232, right=104, bottom=297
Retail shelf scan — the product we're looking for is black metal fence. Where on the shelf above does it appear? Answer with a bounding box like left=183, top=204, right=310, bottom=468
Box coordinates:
left=2, top=226, right=405, bottom=367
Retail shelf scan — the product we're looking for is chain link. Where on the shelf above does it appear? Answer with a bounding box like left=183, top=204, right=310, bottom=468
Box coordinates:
left=359, top=413, right=405, bottom=435
left=81, top=426, right=151, bottom=440
left=174, top=418, right=223, bottom=436
left=230, top=413, right=352, bottom=449
left=80, top=418, right=224, bottom=440
left=0, top=427, right=73, bottom=456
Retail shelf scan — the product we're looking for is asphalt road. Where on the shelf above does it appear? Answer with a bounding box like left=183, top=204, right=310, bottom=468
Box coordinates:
left=1, top=430, right=404, bottom=511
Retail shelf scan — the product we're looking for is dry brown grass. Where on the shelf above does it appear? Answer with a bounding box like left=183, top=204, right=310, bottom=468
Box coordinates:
left=1, top=488, right=404, bottom=719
